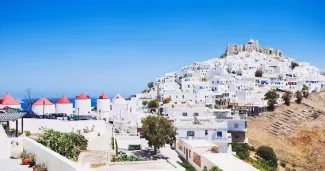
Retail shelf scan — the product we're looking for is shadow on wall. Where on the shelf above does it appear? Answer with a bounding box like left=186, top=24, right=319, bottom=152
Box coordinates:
left=0, top=125, right=11, bottom=158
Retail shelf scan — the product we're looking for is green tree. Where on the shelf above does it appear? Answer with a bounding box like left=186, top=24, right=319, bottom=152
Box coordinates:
left=295, top=91, right=303, bottom=104
left=148, top=82, right=154, bottom=89
left=142, top=101, right=148, bottom=106
left=291, top=61, right=299, bottom=70
left=141, top=115, right=177, bottom=154
left=115, top=138, right=118, bottom=155
left=255, top=70, right=263, bottom=77
left=163, top=97, right=172, bottom=104
left=148, top=99, right=159, bottom=109
left=264, top=89, right=278, bottom=111
left=282, top=92, right=292, bottom=106
left=232, top=141, right=249, bottom=160
left=256, top=146, right=278, bottom=168
left=302, top=85, right=309, bottom=98
left=209, top=166, right=223, bottom=171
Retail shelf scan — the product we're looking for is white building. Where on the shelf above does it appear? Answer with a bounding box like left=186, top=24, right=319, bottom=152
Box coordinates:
left=97, top=93, right=110, bottom=113
left=32, top=97, right=55, bottom=115
left=75, top=93, right=91, bottom=115
left=55, top=96, right=73, bottom=114
left=176, top=139, right=258, bottom=171
left=0, top=93, right=21, bottom=109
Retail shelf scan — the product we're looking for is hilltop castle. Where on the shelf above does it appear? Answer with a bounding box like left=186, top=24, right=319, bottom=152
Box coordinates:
left=221, top=39, right=282, bottom=58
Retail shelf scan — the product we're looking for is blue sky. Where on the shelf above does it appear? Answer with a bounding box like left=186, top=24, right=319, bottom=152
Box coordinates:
left=1, top=0, right=324, bottom=98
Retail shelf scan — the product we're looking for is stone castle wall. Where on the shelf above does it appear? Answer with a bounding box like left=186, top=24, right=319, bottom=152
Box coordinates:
left=225, top=40, right=282, bottom=57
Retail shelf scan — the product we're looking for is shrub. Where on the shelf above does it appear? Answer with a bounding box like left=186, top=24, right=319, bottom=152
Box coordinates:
left=248, top=145, right=255, bottom=151
left=295, top=91, right=303, bottom=104
left=36, top=128, right=88, bottom=161
left=232, top=141, right=249, bottom=160
left=176, top=161, right=197, bottom=171
left=291, top=61, right=299, bottom=70
left=280, top=160, right=286, bottom=168
left=209, top=166, right=223, bottom=171
left=282, top=92, right=292, bottom=106
left=255, top=70, right=263, bottom=77
left=163, top=97, right=172, bottom=104
left=112, top=154, right=143, bottom=162
left=148, top=99, right=159, bottom=109
left=256, top=146, right=278, bottom=168
left=25, top=130, right=31, bottom=137
left=111, top=137, right=114, bottom=150
left=142, top=101, right=148, bottom=106
left=291, top=163, right=296, bottom=168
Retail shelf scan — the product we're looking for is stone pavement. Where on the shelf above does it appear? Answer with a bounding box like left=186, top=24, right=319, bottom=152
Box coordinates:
left=0, top=158, right=32, bottom=171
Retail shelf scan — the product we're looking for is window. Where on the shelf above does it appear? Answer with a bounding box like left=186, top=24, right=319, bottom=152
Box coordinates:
left=187, top=131, right=195, bottom=136
left=183, top=112, right=187, bottom=116
left=217, top=131, right=222, bottom=138
left=234, top=123, right=239, bottom=128
left=193, top=113, right=199, bottom=116
left=205, top=130, right=208, bottom=136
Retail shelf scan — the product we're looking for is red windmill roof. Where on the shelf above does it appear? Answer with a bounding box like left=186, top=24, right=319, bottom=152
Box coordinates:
left=0, top=93, right=20, bottom=105
left=76, top=93, right=90, bottom=100
left=114, top=94, right=123, bottom=99
left=33, top=97, right=54, bottom=105
left=98, top=93, right=109, bottom=99
left=56, top=96, right=72, bottom=104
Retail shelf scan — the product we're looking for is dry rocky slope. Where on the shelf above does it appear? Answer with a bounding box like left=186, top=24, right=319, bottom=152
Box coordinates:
left=247, top=92, right=325, bottom=170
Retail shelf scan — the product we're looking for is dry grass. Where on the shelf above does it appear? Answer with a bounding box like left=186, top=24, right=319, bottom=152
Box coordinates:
left=247, top=93, right=325, bottom=171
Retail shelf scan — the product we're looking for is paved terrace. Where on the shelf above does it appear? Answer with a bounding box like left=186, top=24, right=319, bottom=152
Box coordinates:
left=0, top=158, right=31, bottom=171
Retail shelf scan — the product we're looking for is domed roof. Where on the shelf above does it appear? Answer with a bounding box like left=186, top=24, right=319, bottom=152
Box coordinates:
left=56, top=96, right=72, bottom=104
left=33, top=97, right=54, bottom=105
left=0, top=93, right=20, bottom=105
left=98, top=93, right=109, bottom=99
left=76, top=93, right=90, bottom=100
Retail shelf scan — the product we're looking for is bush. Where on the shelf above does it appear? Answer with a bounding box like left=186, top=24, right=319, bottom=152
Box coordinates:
left=232, top=141, right=249, bottom=160
left=280, top=160, right=286, bottom=168
left=176, top=161, right=196, bottom=171
left=148, top=99, right=159, bottom=109
left=282, top=92, right=292, bottom=106
left=291, top=163, right=296, bottom=168
left=163, top=97, right=172, bottom=104
left=255, top=70, right=263, bottom=77
left=256, top=146, right=278, bottom=168
left=112, top=154, right=143, bottom=162
left=248, top=145, right=255, bottom=151
left=142, top=101, right=148, bottom=106
left=36, top=128, right=88, bottom=161
left=25, top=130, right=31, bottom=137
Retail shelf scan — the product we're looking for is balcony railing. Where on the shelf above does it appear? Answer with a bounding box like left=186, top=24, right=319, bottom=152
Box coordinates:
left=178, top=137, right=208, bottom=140
left=215, top=116, right=247, bottom=120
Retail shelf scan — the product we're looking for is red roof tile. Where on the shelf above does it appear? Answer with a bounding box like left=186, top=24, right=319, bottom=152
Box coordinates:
left=98, top=93, right=109, bottom=99
left=0, top=93, right=20, bottom=105
left=56, top=96, right=72, bottom=104
left=76, top=93, right=90, bottom=100
left=33, top=97, right=54, bottom=105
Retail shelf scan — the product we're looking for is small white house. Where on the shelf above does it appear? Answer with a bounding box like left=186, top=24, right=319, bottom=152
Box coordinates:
left=55, top=96, right=73, bottom=114
left=32, top=97, right=55, bottom=115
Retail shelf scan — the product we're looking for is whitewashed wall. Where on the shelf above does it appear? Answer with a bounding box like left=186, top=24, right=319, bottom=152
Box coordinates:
left=10, top=119, right=107, bottom=135
left=0, top=126, right=11, bottom=158
left=32, top=105, right=55, bottom=115
left=23, top=138, right=79, bottom=171
left=75, top=99, right=91, bottom=115
left=56, top=103, right=73, bottom=114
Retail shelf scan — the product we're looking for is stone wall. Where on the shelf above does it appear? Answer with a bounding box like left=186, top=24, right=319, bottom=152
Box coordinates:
left=223, top=40, right=282, bottom=57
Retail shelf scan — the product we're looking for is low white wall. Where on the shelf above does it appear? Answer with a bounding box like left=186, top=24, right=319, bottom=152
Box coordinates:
left=10, top=119, right=108, bottom=135
left=23, top=138, right=79, bottom=171
left=0, top=126, right=11, bottom=158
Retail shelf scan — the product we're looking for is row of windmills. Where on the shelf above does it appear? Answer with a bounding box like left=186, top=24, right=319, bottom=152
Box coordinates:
left=0, top=92, right=122, bottom=116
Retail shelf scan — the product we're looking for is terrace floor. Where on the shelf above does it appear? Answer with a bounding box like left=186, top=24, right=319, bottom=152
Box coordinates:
left=0, top=158, right=32, bottom=171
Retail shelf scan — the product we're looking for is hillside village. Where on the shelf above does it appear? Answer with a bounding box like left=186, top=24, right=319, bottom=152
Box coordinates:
left=1, top=40, right=325, bottom=171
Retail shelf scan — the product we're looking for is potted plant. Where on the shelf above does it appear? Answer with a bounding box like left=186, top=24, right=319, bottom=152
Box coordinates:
left=21, top=150, right=31, bottom=165
left=10, top=128, right=16, bottom=137
left=29, top=154, right=36, bottom=167
left=34, top=163, right=47, bottom=171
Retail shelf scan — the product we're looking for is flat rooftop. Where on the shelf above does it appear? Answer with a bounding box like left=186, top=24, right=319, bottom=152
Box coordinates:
left=202, top=153, right=258, bottom=171
left=181, top=139, right=216, bottom=148
left=109, top=160, right=184, bottom=171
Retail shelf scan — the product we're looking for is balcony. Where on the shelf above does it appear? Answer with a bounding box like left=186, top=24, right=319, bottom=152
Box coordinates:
left=215, top=116, right=247, bottom=120
left=178, top=136, right=208, bottom=140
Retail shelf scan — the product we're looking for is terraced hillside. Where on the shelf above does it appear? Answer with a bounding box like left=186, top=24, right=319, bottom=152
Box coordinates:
left=247, top=92, right=325, bottom=171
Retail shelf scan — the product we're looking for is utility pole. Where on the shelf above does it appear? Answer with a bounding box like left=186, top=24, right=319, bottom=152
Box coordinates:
left=42, top=101, right=45, bottom=119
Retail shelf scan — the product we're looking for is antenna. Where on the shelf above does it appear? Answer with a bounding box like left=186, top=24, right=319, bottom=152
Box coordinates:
left=25, top=88, right=33, bottom=112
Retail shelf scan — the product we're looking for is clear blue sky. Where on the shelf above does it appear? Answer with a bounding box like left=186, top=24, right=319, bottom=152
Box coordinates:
left=1, top=0, right=324, bottom=98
